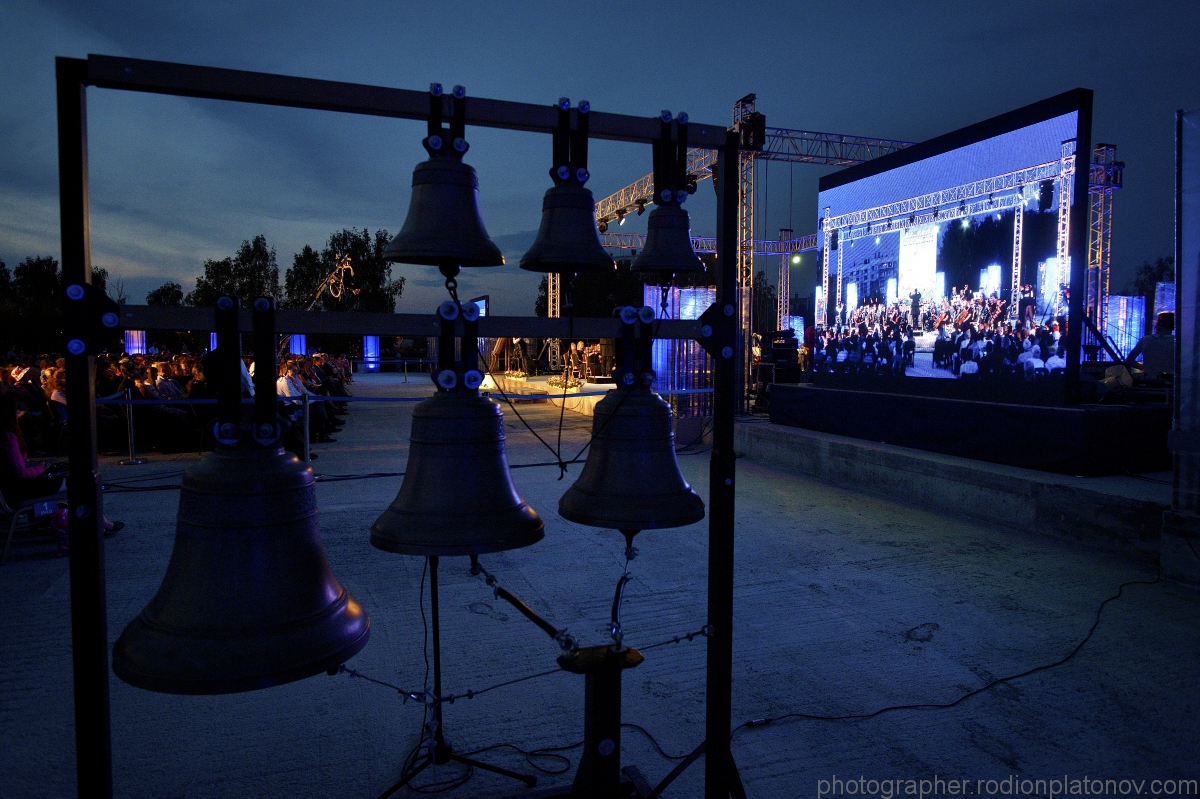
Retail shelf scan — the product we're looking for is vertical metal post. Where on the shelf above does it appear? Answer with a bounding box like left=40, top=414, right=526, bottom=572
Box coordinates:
left=118, top=388, right=145, bottom=465
left=57, top=56, right=114, bottom=799
left=302, top=393, right=311, bottom=464
left=705, top=131, right=741, bottom=798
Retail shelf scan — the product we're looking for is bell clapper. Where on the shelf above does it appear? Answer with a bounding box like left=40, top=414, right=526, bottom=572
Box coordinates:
left=468, top=555, right=578, bottom=656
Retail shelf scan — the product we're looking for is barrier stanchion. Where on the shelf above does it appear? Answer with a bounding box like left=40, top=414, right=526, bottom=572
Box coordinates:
left=302, top=393, right=311, bottom=464
left=403, top=360, right=408, bottom=383
left=118, top=388, right=146, bottom=466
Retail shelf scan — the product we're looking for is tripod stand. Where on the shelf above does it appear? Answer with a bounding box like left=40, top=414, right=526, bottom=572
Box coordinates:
left=378, top=556, right=537, bottom=798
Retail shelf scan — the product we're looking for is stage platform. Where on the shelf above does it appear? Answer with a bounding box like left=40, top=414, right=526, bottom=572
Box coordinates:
left=492, top=375, right=616, bottom=417
left=767, top=383, right=1171, bottom=476
left=735, top=420, right=1170, bottom=561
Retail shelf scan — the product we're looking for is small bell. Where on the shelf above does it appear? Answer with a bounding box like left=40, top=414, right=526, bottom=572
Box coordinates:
left=632, top=112, right=704, bottom=275
left=383, top=84, right=504, bottom=270
left=520, top=182, right=613, bottom=274
left=521, top=99, right=613, bottom=274
left=559, top=384, right=704, bottom=533
left=631, top=203, right=703, bottom=274
left=113, top=446, right=370, bottom=694
left=373, top=302, right=544, bottom=556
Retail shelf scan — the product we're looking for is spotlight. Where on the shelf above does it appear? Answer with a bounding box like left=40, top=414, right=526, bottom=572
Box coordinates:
left=791, top=254, right=801, bottom=265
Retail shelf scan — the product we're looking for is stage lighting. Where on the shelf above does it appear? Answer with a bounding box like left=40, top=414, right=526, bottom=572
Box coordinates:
left=791, top=254, right=801, bottom=265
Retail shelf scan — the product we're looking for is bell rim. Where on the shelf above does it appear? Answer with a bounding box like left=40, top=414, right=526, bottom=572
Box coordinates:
left=369, top=506, right=545, bottom=557
left=111, top=601, right=370, bottom=695
left=558, top=487, right=705, bottom=531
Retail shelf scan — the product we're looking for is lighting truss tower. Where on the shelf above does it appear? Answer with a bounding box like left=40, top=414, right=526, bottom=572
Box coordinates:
left=547, top=271, right=561, bottom=369
left=777, top=228, right=792, bottom=330
left=1087, top=143, right=1122, bottom=339
left=734, top=95, right=758, bottom=409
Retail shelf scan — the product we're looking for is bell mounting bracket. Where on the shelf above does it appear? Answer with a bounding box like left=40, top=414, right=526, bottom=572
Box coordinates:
left=612, top=305, right=656, bottom=389
left=424, top=82, right=468, bottom=161
left=62, top=281, right=121, bottom=356
left=432, top=300, right=484, bottom=392
left=549, top=97, right=591, bottom=187
left=211, top=295, right=283, bottom=447
left=696, top=299, right=738, bottom=362
left=651, top=112, right=690, bottom=207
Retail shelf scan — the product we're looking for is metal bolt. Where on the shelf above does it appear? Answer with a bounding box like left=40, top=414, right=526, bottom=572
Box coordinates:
left=66, top=284, right=85, bottom=301
left=67, top=339, right=86, bottom=355
left=452, top=85, right=465, bottom=98
left=101, top=312, right=118, bottom=328
left=428, top=135, right=443, bottom=150
left=725, top=478, right=732, bottom=486
left=437, top=370, right=458, bottom=390
left=74, top=505, right=90, bottom=519
left=724, top=304, right=734, bottom=316
left=660, top=189, right=672, bottom=203
left=557, top=165, right=571, bottom=181
left=598, top=739, right=615, bottom=756
left=438, top=300, right=459, bottom=320
left=675, top=189, right=688, bottom=204
left=217, top=296, right=234, bottom=311
left=678, top=112, right=688, bottom=124
left=254, top=297, right=271, bottom=311
left=558, top=97, right=570, bottom=110
left=453, top=137, right=467, bottom=152
left=464, top=370, right=483, bottom=390
left=430, top=83, right=443, bottom=96
left=701, top=324, right=713, bottom=337
left=257, top=423, right=274, bottom=438
left=219, top=423, right=237, bottom=439
left=575, top=167, right=589, bottom=183
left=660, top=110, right=672, bottom=122
left=578, top=100, right=590, bottom=113
left=622, top=372, right=635, bottom=386
left=721, top=346, right=733, bottom=359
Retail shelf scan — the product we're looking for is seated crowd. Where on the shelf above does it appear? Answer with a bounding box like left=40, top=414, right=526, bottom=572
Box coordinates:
left=0, top=349, right=354, bottom=466
left=811, top=319, right=1067, bottom=380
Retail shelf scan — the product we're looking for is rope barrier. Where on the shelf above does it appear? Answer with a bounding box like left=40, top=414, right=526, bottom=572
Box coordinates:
left=92, top=388, right=714, bottom=405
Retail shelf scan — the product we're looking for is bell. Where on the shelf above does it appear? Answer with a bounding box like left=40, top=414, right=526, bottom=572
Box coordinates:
left=383, top=157, right=504, bottom=269
left=112, top=446, right=370, bottom=694
left=631, top=203, right=704, bottom=274
left=520, top=182, right=613, bottom=274
left=559, top=385, right=704, bottom=532
left=372, top=390, right=544, bottom=556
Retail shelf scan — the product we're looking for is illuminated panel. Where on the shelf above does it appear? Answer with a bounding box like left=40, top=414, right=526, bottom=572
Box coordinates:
left=289, top=334, right=307, bottom=355
left=124, top=330, right=147, bottom=355
left=362, top=335, right=381, bottom=373
left=898, top=223, right=938, bottom=301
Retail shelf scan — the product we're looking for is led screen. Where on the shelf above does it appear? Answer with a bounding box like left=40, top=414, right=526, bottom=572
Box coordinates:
left=813, top=91, right=1090, bottom=390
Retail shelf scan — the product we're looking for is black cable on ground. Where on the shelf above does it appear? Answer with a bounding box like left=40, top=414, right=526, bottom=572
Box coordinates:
left=730, top=568, right=1162, bottom=739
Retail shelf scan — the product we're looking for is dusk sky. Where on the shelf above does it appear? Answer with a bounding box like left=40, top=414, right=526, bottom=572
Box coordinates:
left=1, top=0, right=1197, bottom=314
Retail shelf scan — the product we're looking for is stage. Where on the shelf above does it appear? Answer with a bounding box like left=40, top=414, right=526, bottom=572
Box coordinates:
left=767, top=383, right=1171, bottom=476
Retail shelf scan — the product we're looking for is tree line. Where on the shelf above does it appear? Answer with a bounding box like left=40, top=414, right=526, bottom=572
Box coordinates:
left=0, top=228, right=404, bottom=354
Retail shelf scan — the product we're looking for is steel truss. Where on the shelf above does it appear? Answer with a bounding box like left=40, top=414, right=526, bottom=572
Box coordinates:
left=601, top=231, right=817, bottom=254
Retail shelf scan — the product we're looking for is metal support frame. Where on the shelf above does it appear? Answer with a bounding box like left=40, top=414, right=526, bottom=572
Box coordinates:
left=1056, top=140, right=1077, bottom=321
left=734, top=98, right=757, bottom=413
left=1086, top=143, right=1121, bottom=340
left=58, top=53, right=743, bottom=799
left=776, top=228, right=792, bottom=330
left=1010, top=197, right=1025, bottom=320
left=820, top=207, right=831, bottom=326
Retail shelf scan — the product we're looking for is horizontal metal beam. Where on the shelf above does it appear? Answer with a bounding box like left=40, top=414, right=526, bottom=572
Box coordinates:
left=116, top=304, right=703, bottom=340
left=85, top=55, right=727, bottom=146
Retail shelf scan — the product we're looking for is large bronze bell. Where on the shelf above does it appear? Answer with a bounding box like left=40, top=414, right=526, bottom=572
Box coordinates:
left=383, top=84, right=504, bottom=270
left=372, top=390, right=544, bottom=556
left=559, top=384, right=704, bottom=532
left=520, top=182, right=613, bottom=274
left=113, top=445, right=370, bottom=694
left=383, top=157, right=504, bottom=269
left=631, top=203, right=704, bottom=274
